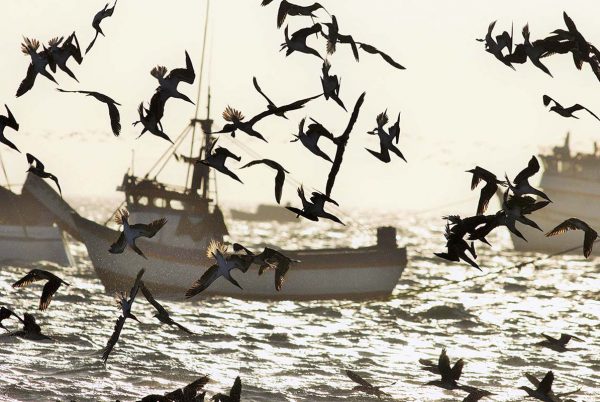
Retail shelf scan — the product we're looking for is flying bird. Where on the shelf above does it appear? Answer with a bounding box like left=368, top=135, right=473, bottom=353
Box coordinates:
left=543, top=95, right=600, bottom=121
left=320, top=60, right=346, bottom=111
left=281, top=24, right=323, bottom=60
left=10, top=313, right=51, bottom=341
left=57, top=89, right=121, bottom=136
left=476, top=21, right=515, bottom=70
left=46, top=33, right=83, bottom=82
left=276, top=1, right=328, bottom=28
left=291, top=118, right=335, bottom=162
left=425, top=348, right=465, bottom=390
left=366, top=110, right=406, bottom=163
left=466, top=166, right=507, bottom=215
left=286, top=186, right=344, bottom=225
left=86, top=0, right=118, bottom=54
left=0, top=105, right=20, bottom=153
left=435, top=222, right=480, bottom=270
left=345, top=370, right=393, bottom=399
left=252, top=76, right=320, bottom=119
left=211, top=376, right=242, bottom=402
left=0, top=307, right=23, bottom=332
left=16, top=37, right=57, bottom=97
left=241, top=159, right=289, bottom=203
left=102, top=268, right=144, bottom=363
left=357, top=42, right=406, bottom=70
left=506, top=156, right=551, bottom=202
left=151, top=50, right=196, bottom=105
left=140, top=283, right=193, bottom=334
left=537, top=333, right=583, bottom=352
left=133, top=101, right=174, bottom=144
left=12, top=269, right=69, bottom=311
left=520, top=371, right=580, bottom=402
left=522, top=24, right=553, bottom=77
left=140, top=376, right=209, bottom=402
left=26, top=153, right=62, bottom=195
left=198, top=139, right=243, bottom=183
left=185, top=241, right=246, bottom=298
left=233, top=244, right=300, bottom=291
left=545, top=218, right=598, bottom=258
left=463, top=389, right=494, bottom=402
left=109, top=208, right=167, bottom=259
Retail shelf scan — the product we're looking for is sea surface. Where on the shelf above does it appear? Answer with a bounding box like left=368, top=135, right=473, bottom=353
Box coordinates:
left=0, top=204, right=598, bottom=402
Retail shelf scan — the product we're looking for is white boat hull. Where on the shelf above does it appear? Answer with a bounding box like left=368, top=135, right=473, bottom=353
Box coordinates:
left=0, top=225, right=72, bottom=266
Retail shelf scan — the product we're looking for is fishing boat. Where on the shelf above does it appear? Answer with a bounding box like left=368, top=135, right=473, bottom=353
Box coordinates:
left=229, top=204, right=298, bottom=223
left=502, top=133, right=600, bottom=254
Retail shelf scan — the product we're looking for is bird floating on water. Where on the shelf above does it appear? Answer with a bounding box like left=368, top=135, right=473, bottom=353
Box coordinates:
left=12, top=269, right=69, bottom=311
left=241, top=159, right=289, bottom=204
left=0, top=105, right=20, bottom=153
left=26, top=153, right=62, bottom=196
left=345, top=369, right=393, bottom=399
left=86, top=0, right=118, bottom=54
left=545, top=218, right=598, bottom=258
left=109, top=208, right=167, bottom=259
left=57, top=89, right=121, bottom=136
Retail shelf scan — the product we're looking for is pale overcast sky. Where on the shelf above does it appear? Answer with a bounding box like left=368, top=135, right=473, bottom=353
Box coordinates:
left=1, top=0, right=600, bottom=211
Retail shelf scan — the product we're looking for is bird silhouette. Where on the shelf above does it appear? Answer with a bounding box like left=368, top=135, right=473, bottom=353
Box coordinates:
left=198, top=139, right=243, bottom=183
left=26, top=153, right=62, bottom=196
left=86, top=0, right=118, bottom=54
left=109, top=208, right=167, bottom=259
left=280, top=24, right=323, bottom=60
left=140, top=283, right=194, bottom=334
left=543, top=95, right=600, bottom=122
left=57, top=89, right=121, bottom=136
left=241, top=159, right=289, bottom=203
left=545, top=218, right=598, bottom=258
left=12, top=269, right=69, bottom=311
left=0, top=105, right=20, bottom=153
left=345, top=370, right=394, bottom=399
left=16, top=37, right=57, bottom=97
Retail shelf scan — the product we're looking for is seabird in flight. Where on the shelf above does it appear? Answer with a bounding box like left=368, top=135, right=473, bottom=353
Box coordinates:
left=109, top=208, right=167, bottom=259
left=543, top=95, right=600, bottom=122
left=286, top=186, right=344, bottom=225
left=198, top=139, right=243, bottom=183
left=276, top=1, right=328, bottom=28
left=241, top=159, right=289, bottom=203
left=233, top=243, right=299, bottom=291
left=520, top=371, right=580, bottom=402
left=140, top=283, right=193, bottom=334
left=366, top=111, right=406, bottom=163
left=281, top=24, right=324, bottom=60
left=57, top=89, right=121, bottom=136
left=506, top=156, right=551, bottom=202
left=252, top=76, right=320, bottom=119
left=0, top=105, right=20, bottom=153
left=102, top=268, right=144, bottom=363
left=10, top=313, right=51, bottom=341
left=211, top=376, right=242, bottom=402
left=133, top=100, right=174, bottom=144
left=536, top=333, right=584, bottom=352
left=425, top=348, right=465, bottom=390
left=545, top=218, right=598, bottom=258
left=345, top=370, right=393, bottom=399
left=16, top=37, right=57, bottom=97
left=46, top=33, right=83, bottom=82
left=291, top=118, right=335, bottom=162
left=435, top=222, right=480, bottom=270
left=0, top=307, right=24, bottom=332
left=320, top=60, right=346, bottom=111
left=466, top=166, right=507, bottom=215
left=26, top=153, right=62, bottom=195
left=476, top=21, right=515, bottom=70
left=151, top=50, right=196, bottom=105
left=522, top=24, right=553, bottom=77
left=12, top=269, right=69, bottom=311
left=140, top=376, right=209, bottom=402
left=86, top=0, right=118, bottom=54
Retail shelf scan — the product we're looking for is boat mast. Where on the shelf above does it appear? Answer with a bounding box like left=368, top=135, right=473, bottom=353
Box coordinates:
left=187, top=0, right=214, bottom=199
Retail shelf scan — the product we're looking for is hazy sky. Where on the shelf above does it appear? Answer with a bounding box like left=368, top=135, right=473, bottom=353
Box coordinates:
left=2, top=0, right=600, bottom=212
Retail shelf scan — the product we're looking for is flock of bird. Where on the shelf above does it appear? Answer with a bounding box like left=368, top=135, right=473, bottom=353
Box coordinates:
left=0, top=1, right=595, bottom=401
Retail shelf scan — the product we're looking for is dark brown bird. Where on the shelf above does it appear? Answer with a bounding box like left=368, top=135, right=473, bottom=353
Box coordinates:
left=537, top=333, right=583, bottom=352
left=151, top=50, right=196, bottom=106
left=506, top=156, right=551, bottom=202
left=466, top=166, right=507, bottom=215
left=10, top=312, right=51, bottom=341
left=543, top=95, right=600, bottom=122
left=240, top=159, right=289, bottom=204
left=140, top=375, right=209, bottom=402
left=46, top=33, right=83, bottom=82
left=211, top=376, right=241, bottom=402
left=252, top=76, right=320, bottom=119
left=276, top=1, right=328, bottom=28
left=57, top=89, right=121, bottom=136
left=0, top=105, right=20, bottom=153
left=109, top=208, right=167, bottom=259
left=12, top=269, right=69, bottom=311
left=0, top=307, right=23, bottom=332
left=345, top=370, right=394, bottom=399
left=425, top=348, right=465, bottom=390
left=520, top=371, right=580, bottom=402
left=198, top=139, right=243, bottom=183
left=280, top=24, right=323, bottom=60
left=286, top=186, right=344, bottom=225
left=140, top=283, right=193, bottom=334
left=17, top=37, right=57, bottom=97
left=26, top=153, right=62, bottom=196
left=545, top=218, right=598, bottom=258
left=463, top=389, right=494, bottom=402
left=320, top=60, right=346, bottom=111
left=86, top=0, right=118, bottom=54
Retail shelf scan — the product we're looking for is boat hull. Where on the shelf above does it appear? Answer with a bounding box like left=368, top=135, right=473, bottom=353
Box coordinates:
left=0, top=225, right=73, bottom=266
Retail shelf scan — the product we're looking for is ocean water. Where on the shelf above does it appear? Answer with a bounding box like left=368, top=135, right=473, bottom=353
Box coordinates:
left=0, top=207, right=598, bottom=402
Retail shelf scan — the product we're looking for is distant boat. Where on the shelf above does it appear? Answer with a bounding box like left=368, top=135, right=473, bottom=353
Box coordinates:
left=502, top=133, right=600, bottom=254
left=230, top=204, right=298, bottom=223
left=0, top=185, right=72, bottom=266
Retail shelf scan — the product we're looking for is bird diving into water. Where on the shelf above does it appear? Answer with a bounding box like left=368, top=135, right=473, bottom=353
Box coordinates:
left=365, top=110, right=406, bottom=163
left=211, top=376, right=242, bottom=402
left=57, top=89, right=121, bottom=136
left=140, top=284, right=194, bottom=335
left=286, top=186, right=344, bottom=225
left=344, top=370, right=394, bottom=399
left=320, top=60, right=346, bottom=111
left=0, top=105, right=20, bottom=153
left=102, top=268, right=144, bottom=363
left=536, top=333, right=584, bottom=352
left=435, top=221, right=480, bottom=270
left=109, top=208, right=167, bottom=259
left=476, top=20, right=515, bottom=70
left=198, top=139, right=244, bottom=183
left=151, top=50, right=196, bottom=106
left=26, top=153, right=62, bottom=196
left=543, top=95, right=600, bottom=122
left=545, top=218, right=598, bottom=258
left=240, top=159, right=289, bottom=204
left=86, top=0, right=118, bottom=54
left=16, top=37, right=57, bottom=97
left=12, top=269, right=69, bottom=311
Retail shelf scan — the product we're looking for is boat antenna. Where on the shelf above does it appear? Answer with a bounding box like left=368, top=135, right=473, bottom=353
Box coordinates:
left=0, top=150, right=11, bottom=191
left=130, top=149, right=135, bottom=175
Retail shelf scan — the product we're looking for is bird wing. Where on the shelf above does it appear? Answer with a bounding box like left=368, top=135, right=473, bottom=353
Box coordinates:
left=545, top=218, right=587, bottom=237
left=185, top=264, right=220, bottom=298
left=109, top=232, right=127, bottom=254
left=132, top=218, right=167, bottom=238
left=513, top=156, right=540, bottom=185
left=541, top=333, right=559, bottom=344
left=12, top=270, right=43, bottom=288
left=253, top=77, right=276, bottom=107
left=167, top=51, right=195, bottom=84
left=47, top=174, right=62, bottom=196
left=542, top=94, right=558, bottom=107
left=525, top=373, right=541, bottom=387
left=1, top=105, right=19, bottom=130
left=346, top=370, right=372, bottom=387
left=477, top=181, right=497, bottom=215
left=277, top=0, right=292, bottom=28
left=275, top=260, right=291, bottom=291
left=106, top=101, right=121, bottom=136
left=571, top=104, right=600, bottom=121
left=248, top=95, right=316, bottom=126
left=583, top=226, right=598, bottom=258
left=102, top=315, right=126, bottom=362
left=274, top=167, right=286, bottom=204
left=26, top=153, right=44, bottom=170
left=39, top=279, right=61, bottom=311
left=438, top=349, right=452, bottom=381
left=182, top=376, right=210, bottom=399
left=537, top=371, right=554, bottom=394
left=16, top=63, right=38, bottom=97
left=338, top=34, right=359, bottom=61
left=229, top=376, right=242, bottom=401
left=140, top=283, right=169, bottom=317
left=358, top=43, right=405, bottom=69
left=128, top=268, right=145, bottom=303
left=451, top=359, right=464, bottom=381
